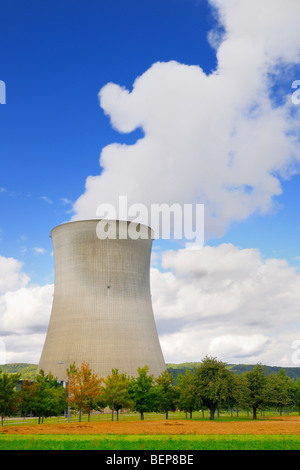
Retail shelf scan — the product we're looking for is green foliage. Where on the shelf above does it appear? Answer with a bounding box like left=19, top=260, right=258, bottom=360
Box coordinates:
left=66, top=362, right=104, bottom=421
left=0, top=363, right=37, bottom=380
left=128, top=366, right=159, bottom=420
left=193, top=356, right=235, bottom=420
left=0, top=368, right=21, bottom=425
left=290, top=377, right=300, bottom=413
left=267, top=369, right=292, bottom=413
left=167, top=362, right=300, bottom=382
left=176, top=369, right=198, bottom=417
left=1, top=434, right=300, bottom=450
left=102, top=369, right=132, bottom=420
left=155, top=370, right=178, bottom=419
left=2, top=357, right=300, bottom=425
left=242, top=363, right=269, bottom=419
left=21, top=370, right=66, bottom=422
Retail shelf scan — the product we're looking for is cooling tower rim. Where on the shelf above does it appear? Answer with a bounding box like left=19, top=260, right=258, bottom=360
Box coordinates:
left=50, top=219, right=154, bottom=238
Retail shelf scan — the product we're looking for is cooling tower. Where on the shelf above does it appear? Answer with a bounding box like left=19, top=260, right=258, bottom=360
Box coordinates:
left=37, top=220, right=166, bottom=381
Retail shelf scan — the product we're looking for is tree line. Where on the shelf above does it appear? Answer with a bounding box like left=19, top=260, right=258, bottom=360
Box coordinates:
left=1, top=356, right=300, bottom=425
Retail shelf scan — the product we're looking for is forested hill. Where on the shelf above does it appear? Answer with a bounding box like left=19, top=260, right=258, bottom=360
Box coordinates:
left=1, top=362, right=300, bottom=382
left=0, top=363, right=37, bottom=379
left=166, top=362, right=300, bottom=382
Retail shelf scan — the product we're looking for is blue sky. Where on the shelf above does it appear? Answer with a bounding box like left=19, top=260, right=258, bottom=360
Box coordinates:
left=1, top=0, right=300, bottom=366
left=0, top=0, right=217, bottom=283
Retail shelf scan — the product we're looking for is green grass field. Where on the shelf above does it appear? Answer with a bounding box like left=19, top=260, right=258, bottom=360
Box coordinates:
left=1, top=409, right=292, bottom=426
left=0, top=434, right=300, bottom=450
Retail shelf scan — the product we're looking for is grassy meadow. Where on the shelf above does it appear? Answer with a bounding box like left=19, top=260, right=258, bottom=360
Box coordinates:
left=0, top=434, right=300, bottom=450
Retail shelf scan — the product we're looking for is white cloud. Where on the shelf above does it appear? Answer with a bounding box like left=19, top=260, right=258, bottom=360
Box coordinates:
left=0, top=255, right=53, bottom=364
left=1, top=244, right=299, bottom=367
left=33, top=247, right=46, bottom=255
left=72, top=0, right=300, bottom=241
left=40, top=196, right=53, bottom=205
left=60, top=197, right=72, bottom=205
left=151, top=244, right=300, bottom=366
left=0, top=256, right=30, bottom=295
left=208, top=334, right=273, bottom=361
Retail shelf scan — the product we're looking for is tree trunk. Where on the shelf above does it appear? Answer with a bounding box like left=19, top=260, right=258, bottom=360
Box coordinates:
left=141, top=411, right=144, bottom=420
left=111, top=409, right=114, bottom=421
left=209, top=408, right=215, bottom=420
left=189, top=411, right=192, bottom=419
left=116, top=409, right=119, bottom=421
left=253, top=407, right=257, bottom=420
left=166, top=410, right=168, bottom=420
left=79, top=409, right=82, bottom=422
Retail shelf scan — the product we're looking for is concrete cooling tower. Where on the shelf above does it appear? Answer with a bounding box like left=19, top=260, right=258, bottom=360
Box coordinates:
left=37, top=219, right=166, bottom=381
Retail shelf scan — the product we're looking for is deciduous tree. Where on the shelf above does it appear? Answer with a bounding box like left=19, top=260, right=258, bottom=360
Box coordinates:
left=21, top=370, right=66, bottom=423
left=155, top=370, right=177, bottom=419
left=193, top=356, right=234, bottom=420
left=128, top=366, right=159, bottom=420
left=67, top=362, right=103, bottom=421
left=176, top=369, right=198, bottom=418
left=0, top=368, right=21, bottom=425
left=103, top=369, right=132, bottom=421
left=244, top=363, right=269, bottom=419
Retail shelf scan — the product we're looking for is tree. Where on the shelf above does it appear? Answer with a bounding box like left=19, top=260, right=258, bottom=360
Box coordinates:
left=268, top=369, right=292, bottom=415
left=225, top=373, right=246, bottom=417
left=176, top=369, right=198, bottom=418
left=193, top=356, right=234, bottom=420
left=155, top=370, right=177, bottom=419
left=244, top=363, right=269, bottom=419
left=128, top=366, right=159, bottom=420
left=290, top=378, right=300, bottom=415
left=102, top=369, right=132, bottom=421
left=21, top=370, right=66, bottom=423
left=234, top=373, right=252, bottom=416
left=0, top=368, right=21, bottom=426
left=67, top=362, right=104, bottom=421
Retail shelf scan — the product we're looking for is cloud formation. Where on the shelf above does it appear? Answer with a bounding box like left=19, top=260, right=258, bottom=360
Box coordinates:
left=72, top=0, right=300, bottom=240
left=150, top=243, right=300, bottom=366
left=0, top=255, right=53, bottom=363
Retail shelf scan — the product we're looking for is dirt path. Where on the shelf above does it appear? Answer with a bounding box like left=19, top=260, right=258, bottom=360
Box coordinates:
left=1, top=416, right=300, bottom=435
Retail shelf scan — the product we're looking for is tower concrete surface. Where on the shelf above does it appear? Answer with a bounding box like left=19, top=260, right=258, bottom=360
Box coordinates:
left=37, top=219, right=166, bottom=381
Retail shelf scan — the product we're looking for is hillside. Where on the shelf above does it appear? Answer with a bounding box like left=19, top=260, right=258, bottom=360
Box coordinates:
left=1, top=362, right=300, bottom=382
left=166, top=362, right=300, bottom=382
left=0, top=363, right=37, bottom=380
